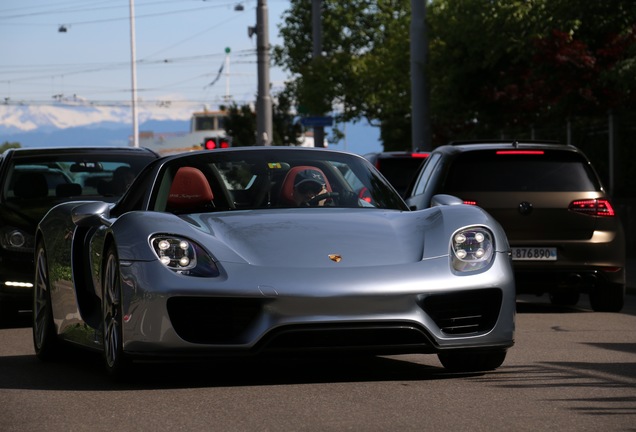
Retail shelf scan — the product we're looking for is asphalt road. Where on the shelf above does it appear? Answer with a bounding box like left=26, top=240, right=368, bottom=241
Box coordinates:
left=1, top=294, right=635, bottom=432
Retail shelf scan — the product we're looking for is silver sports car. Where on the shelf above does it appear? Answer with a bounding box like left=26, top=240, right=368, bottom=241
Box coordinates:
left=33, top=147, right=515, bottom=377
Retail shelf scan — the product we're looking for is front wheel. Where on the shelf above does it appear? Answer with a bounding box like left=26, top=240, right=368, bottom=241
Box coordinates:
left=102, top=245, right=132, bottom=378
left=438, top=349, right=507, bottom=372
left=32, top=242, right=64, bottom=361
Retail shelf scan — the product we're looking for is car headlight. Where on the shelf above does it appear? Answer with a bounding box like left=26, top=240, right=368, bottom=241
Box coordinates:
left=150, top=235, right=220, bottom=277
left=451, top=227, right=494, bottom=272
left=0, top=227, right=34, bottom=252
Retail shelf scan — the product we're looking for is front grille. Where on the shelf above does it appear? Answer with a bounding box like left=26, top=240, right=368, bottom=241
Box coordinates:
left=421, top=288, right=502, bottom=335
left=167, top=297, right=264, bottom=344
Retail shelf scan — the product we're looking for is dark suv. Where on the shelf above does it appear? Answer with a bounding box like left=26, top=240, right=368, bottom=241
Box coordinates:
left=404, top=140, right=626, bottom=312
left=364, top=151, right=429, bottom=197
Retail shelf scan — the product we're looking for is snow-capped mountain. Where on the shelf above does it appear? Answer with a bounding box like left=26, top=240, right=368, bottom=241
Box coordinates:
left=0, top=98, right=201, bottom=147
left=1, top=98, right=199, bottom=132
left=0, top=98, right=383, bottom=154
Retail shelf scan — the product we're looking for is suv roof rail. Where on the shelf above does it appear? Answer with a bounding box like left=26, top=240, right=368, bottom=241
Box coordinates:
left=448, top=139, right=563, bottom=146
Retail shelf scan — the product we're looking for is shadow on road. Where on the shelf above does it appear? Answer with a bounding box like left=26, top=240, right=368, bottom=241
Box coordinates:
left=2, top=296, right=634, bottom=391
left=0, top=347, right=491, bottom=391
left=516, top=293, right=636, bottom=316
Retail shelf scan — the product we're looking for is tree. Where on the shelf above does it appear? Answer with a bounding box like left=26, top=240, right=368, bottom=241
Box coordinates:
left=272, top=90, right=304, bottom=147
left=273, top=0, right=413, bottom=150
left=426, top=0, right=636, bottom=140
left=222, top=94, right=303, bottom=147
left=0, top=142, right=20, bottom=152
left=275, top=0, right=636, bottom=149
left=221, top=104, right=257, bottom=147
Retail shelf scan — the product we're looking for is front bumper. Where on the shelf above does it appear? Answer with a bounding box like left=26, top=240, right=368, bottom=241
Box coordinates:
left=117, top=253, right=516, bottom=357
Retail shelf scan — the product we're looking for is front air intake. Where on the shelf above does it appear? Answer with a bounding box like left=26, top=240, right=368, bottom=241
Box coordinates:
left=167, top=297, right=264, bottom=344
left=421, top=288, right=502, bottom=335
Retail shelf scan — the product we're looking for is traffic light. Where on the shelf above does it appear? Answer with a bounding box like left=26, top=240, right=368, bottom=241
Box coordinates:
left=202, top=137, right=231, bottom=150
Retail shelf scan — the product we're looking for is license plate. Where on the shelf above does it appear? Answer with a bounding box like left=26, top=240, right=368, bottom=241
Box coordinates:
left=511, top=247, right=557, bottom=261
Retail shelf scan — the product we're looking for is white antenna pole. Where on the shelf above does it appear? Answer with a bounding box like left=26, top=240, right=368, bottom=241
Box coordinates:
left=225, top=47, right=231, bottom=102
left=129, top=0, right=139, bottom=147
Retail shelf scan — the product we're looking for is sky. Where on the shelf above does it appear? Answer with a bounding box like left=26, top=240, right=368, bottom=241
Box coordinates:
left=0, top=0, right=382, bottom=155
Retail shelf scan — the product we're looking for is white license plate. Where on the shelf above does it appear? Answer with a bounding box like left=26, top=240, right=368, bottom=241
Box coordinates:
left=511, top=247, right=557, bottom=261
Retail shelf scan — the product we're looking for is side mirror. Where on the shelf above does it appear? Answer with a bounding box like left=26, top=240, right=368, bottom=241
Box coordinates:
left=430, top=194, right=464, bottom=207
left=71, top=202, right=112, bottom=227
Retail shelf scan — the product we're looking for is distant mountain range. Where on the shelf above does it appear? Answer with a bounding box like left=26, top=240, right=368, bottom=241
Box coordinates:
left=0, top=100, right=198, bottom=147
left=0, top=99, right=383, bottom=154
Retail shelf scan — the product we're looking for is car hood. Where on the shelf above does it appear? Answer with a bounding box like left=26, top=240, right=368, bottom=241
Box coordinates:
left=183, top=208, right=444, bottom=268
left=113, top=205, right=501, bottom=268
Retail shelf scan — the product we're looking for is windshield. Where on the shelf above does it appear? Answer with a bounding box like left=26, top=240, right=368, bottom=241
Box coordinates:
left=2, top=152, right=157, bottom=204
left=150, top=149, right=409, bottom=213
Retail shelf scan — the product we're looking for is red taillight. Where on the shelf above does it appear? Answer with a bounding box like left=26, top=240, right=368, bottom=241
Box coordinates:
left=463, top=200, right=477, bottom=206
left=601, top=266, right=622, bottom=273
left=219, top=140, right=230, bottom=149
left=569, top=199, right=615, bottom=217
left=411, top=153, right=429, bottom=158
left=496, top=150, right=544, bottom=155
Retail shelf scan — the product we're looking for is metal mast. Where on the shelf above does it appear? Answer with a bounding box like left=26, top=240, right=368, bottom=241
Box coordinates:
left=256, top=0, right=272, bottom=146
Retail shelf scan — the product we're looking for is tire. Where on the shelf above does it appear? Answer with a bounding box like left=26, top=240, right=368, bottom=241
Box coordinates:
left=589, top=283, right=624, bottom=312
left=32, top=242, right=64, bottom=361
left=438, top=349, right=507, bottom=372
left=102, top=245, right=132, bottom=378
left=549, top=290, right=580, bottom=307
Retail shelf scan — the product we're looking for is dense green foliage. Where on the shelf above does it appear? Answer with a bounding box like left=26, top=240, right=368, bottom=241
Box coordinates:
left=221, top=93, right=303, bottom=146
left=273, top=0, right=412, bottom=149
left=273, top=0, right=636, bottom=147
left=0, top=142, right=20, bottom=152
left=427, top=0, right=636, bottom=141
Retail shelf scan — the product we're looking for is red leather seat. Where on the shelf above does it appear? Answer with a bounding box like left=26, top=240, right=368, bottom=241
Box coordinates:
left=167, top=167, right=215, bottom=213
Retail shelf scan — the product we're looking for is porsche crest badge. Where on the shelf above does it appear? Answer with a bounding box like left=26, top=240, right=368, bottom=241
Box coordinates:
left=328, top=254, right=342, bottom=263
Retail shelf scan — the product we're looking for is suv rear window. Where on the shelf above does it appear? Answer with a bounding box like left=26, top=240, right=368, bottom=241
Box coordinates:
left=443, top=150, right=600, bottom=192
left=376, top=157, right=427, bottom=195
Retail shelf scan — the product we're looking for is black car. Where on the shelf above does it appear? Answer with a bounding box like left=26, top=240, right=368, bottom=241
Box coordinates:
left=404, top=140, right=626, bottom=312
left=363, top=151, right=429, bottom=197
left=0, top=146, right=159, bottom=320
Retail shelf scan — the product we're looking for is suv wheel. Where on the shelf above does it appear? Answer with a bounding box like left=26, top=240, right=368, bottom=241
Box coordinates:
left=589, top=283, right=624, bottom=312
left=549, top=290, right=580, bottom=307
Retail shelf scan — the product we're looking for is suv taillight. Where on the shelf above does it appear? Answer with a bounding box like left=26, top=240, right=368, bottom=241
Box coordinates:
left=569, top=199, right=615, bottom=217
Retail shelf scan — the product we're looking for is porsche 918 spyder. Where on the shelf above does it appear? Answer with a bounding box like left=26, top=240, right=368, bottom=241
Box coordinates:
left=33, top=147, right=515, bottom=378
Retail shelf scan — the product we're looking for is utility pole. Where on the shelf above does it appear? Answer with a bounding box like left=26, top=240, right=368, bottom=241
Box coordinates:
left=410, top=0, right=430, bottom=151
left=129, top=0, right=139, bottom=147
left=256, top=0, right=272, bottom=146
left=311, top=0, right=325, bottom=147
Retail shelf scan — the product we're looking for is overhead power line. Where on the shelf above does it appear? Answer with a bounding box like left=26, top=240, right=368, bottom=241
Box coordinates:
left=0, top=1, right=241, bottom=26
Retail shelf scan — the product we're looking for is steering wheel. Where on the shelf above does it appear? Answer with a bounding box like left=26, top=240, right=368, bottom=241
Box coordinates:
left=306, top=192, right=339, bottom=206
